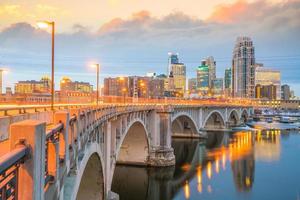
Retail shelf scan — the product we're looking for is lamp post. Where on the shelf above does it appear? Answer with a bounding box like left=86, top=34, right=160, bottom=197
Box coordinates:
left=91, top=64, right=100, bottom=105
left=37, top=21, right=55, bottom=110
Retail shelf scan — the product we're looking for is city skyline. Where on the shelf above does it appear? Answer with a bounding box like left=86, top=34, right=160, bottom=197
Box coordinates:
left=0, top=0, right=299, bottom=96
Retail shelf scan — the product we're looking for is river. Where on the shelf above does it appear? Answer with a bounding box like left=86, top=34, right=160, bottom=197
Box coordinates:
left=111, top=123, right=300, bottom=200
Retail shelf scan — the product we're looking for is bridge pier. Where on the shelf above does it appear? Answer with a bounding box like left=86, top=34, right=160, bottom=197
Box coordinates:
left=148, top=107, right=175, bottom=167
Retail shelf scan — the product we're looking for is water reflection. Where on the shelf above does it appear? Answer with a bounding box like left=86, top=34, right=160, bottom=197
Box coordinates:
left=111, top=129, right=299, bottom=200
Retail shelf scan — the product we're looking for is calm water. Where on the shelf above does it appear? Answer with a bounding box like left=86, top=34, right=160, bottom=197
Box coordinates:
left=112, top=125, right=300, bottom=200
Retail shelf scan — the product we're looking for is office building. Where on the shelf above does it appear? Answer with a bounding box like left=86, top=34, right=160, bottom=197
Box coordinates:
left=197, top=64, right=209, bottom=95
left=188, top=78, right=197, bottom=94
left=212, top=78, right=224, bottom=96
left=255, top=67, right=281, bottom=99
left=281, top=84, right=291, bottom=100
left=60, top=77, right=93, bottom=93
left=232, top=37, right=255, bottom=98
left=15, top=76, right=51, bottom=94
left=202, top=56, right=216, bottom=87
left=255, top=84, right=277, bottom=100
left=224, top=68, right=232, bottom=97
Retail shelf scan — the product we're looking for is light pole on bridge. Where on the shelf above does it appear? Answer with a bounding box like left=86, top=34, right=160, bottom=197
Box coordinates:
left=91, top=63, right=100, bottom=106
left=37, top=21, right=55, bottom=110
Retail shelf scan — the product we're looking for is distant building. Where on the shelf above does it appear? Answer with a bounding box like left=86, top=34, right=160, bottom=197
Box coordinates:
left=212, top=78, right=224, bottom=96
left=281, top=84, right=291, bottom=100
left=232, top=37, right=255, bottom=98
left=201, top=56, right=216, bottom=88
left=255, top=84, right=277, bottom=100
left=15, top=76, right=51, bottom=94
left=197, top=64, right=209, bottom=95
left=224, top=68, right=232, bottom=97
left=255, top=67, right=281, bottom=99
left=60, top=77, right=93, bottom=93
left=104, top=76, right=164, bottom=98
left=104, top=77, right=129, bottom=97
left=168, top=52, right=179, bottom=76
left=188, top=78, right=197, bottom=94
left=170, top=63, right=186, bottom=94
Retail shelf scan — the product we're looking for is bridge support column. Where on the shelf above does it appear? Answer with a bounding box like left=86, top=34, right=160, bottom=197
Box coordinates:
left=148, top=106, right=175, bottom=167
left=10, top=120, right=46, bottom=200
left=55, top=111, right=70, bottom=173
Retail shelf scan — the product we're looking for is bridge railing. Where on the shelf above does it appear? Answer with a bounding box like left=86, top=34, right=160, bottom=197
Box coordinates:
left=0, top=145, right=29, bottom=200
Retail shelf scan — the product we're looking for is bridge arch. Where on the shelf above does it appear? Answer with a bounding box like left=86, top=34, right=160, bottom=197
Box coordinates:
left=116, top=119, right=150, bottom=165
left=72, top=143, right=105, bottom=200
left=171, top=112, right=199, bottom=137
left=240, top=109, right=249, bottom=123
left=203, top=110, right=226, bottom=130
left=228, top=109, right=240, bottom=127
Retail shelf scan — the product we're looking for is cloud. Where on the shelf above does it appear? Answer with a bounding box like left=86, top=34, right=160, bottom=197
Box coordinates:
left=0, top=0, right=300, bottom=95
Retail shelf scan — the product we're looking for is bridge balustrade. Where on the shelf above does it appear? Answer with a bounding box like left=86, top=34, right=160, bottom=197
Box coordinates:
left=0, top=145, right=28, bottom=200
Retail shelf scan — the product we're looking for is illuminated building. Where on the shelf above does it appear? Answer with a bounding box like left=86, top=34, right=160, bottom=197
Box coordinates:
left=202, top=56, right=216, bottom=88
left=60, top=77, right=93, bottom=93
left=224, top=68, right=232, bottom=97
left=104, top=77, right=129, bottom=97
left=255, top=67, right=281, bottom=99
left=15, top=76, right=51, bottom=94
left=197, top=64, right=209, bottom=95
left=104, top=76, right=164, bottom=98
left=167, top=52, right=179, bottom=76
left=166, top=53, right=186, bottom=95
left=212, top=78, right=224, bottom=96
left=232, top=37, right=255, bottom=98
left=169, top=63, right=186, bottom=94
left=255, top=84, right=277, bottom=100
left=281, top=84, right=291, bottom=100
left=188, top=78, right=197, bottom=94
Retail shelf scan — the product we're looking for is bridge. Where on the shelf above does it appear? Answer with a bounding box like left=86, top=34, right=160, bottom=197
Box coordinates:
left=0, top=100, right=253, bottom=200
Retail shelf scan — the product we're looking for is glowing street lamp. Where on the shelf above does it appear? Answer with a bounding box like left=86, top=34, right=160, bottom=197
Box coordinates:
left=37, top=20, right=55, bottom=110
left=91, top=63, right=100, bottom=105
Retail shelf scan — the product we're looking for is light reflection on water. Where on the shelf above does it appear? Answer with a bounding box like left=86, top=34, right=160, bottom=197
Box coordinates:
left=111, top=128, right=300, bottom=200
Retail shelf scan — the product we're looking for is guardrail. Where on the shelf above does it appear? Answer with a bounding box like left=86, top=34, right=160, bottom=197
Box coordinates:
left=0, top=145, right=29, bottom=200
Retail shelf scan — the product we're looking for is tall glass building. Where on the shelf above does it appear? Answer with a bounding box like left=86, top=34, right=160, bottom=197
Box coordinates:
left=232, top=37, right=255, bottom=98
left=212, top=78, right=224, bottom=96
left=224, top=68, right=232, bottom=97
left=167, top=52, right=179, bottom=76
left=201, top=56, right=216, bottom=88
left=197, top=64, right=209, bottom=95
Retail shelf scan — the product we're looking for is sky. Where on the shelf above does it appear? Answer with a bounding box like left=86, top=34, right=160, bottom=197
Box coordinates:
left=0, top=0, right=300, bottom=95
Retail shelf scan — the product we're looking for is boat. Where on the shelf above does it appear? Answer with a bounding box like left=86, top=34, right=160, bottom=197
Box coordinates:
left=265, top=117, right=273, bottom=123
left=280, top=116, right=292, bottom=123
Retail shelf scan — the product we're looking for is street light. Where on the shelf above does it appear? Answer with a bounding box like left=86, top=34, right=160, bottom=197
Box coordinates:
left=91, top=63, right=100, bottom=106
left=37, top=21, right=55, bottom=110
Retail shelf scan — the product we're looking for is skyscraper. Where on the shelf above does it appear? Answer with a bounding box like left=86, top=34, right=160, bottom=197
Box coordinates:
left=281, top=84, right=291, bottom=100
left=197, top=64, right=209, bottom=95
left=167, top=52, right=179, bottom=76
left=224, top=68, right=232, bottom=96
left=167, top=53, right=186, bottom=94
left=201, top=56, right=216, bottom=88
left=232, top=37, right=255, bottom=98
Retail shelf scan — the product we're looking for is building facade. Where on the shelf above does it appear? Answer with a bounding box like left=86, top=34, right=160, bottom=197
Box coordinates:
left=60, top=77, right=93, bottom=93
left=281, top=84, right=291, bottom=100
left=188, top=78, right=197, bottom=94
left=197, top=64, right=209, bottom=95
left=255, top=84, right=277, bottom=100
left=212, top=78, right=224, bottom=96
left=255, top=67, right=281, bottom=99
left=232, top=37, right=255, bottom=98
left=15, top=76, right=51, bottom=94
left=224, top=68, right=232, bottom=97
left=202, top=56, right=216, bottom=88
